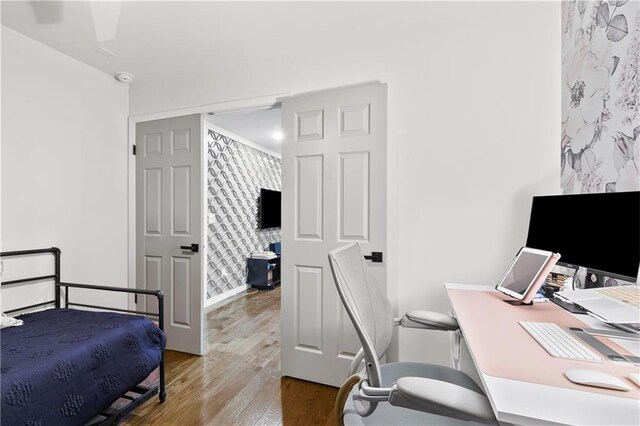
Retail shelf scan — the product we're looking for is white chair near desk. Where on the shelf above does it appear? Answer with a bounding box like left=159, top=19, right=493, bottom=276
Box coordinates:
left=328, top=243, right=497, bottom=425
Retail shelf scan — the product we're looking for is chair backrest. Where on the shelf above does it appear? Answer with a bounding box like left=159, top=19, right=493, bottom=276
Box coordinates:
left=328, top=243, right=393, bottom=387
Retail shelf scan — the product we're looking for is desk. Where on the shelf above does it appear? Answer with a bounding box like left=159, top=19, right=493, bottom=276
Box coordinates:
left=446, top=283, right=640, bottom=426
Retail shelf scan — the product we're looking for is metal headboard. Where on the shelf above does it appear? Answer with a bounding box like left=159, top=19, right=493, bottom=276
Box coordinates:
left=1, top=247, right=61, bottom=313
left=1, top=247, right=167, bottom=405
left=0, top=247, right=164, bottom=330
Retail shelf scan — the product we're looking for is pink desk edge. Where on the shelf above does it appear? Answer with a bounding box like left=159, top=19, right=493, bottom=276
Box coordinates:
left=447, top=287, right=639, bottom=400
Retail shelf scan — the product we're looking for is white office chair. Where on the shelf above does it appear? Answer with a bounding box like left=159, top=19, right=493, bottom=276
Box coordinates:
left=329, top=243, right=496, bottom=425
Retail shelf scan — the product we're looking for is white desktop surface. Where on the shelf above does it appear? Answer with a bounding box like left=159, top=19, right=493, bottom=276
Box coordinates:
left=446, top=283, right=640, bottom=426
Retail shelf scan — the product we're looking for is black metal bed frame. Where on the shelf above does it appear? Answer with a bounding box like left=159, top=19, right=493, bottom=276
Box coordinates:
left=0, top=247, right=166, bottom=425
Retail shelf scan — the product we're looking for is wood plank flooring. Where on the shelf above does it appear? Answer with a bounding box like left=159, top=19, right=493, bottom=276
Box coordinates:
left=122, top=287, right=338, bottom=425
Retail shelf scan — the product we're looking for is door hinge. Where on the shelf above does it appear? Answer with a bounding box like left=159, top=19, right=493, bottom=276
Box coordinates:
left=132, top=145, right=137, bottom=155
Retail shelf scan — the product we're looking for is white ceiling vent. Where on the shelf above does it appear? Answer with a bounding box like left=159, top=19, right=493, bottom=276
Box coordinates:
left=114, top=71, right=135, bottom=83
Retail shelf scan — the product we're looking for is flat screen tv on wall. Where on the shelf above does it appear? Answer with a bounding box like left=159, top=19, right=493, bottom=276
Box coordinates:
left=259, top=188, right=281, bottom=229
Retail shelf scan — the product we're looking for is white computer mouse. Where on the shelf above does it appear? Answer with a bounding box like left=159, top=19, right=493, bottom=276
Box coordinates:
left=565, top=369, right=632, bottom=391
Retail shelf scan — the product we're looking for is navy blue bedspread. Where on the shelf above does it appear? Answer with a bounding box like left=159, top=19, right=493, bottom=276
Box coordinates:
left=1, top=309, right=165, bottom=426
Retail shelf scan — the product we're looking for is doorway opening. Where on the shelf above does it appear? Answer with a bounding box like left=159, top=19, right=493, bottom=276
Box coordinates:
left=130, top=81, right=387, bottom=386
left=128, top=94, right=288, bottom=355
left=202, top=104, right=284, bottom=311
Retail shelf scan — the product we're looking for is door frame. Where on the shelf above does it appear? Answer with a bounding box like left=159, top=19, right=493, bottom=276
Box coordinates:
left=126, top=93, right=290, bottom=310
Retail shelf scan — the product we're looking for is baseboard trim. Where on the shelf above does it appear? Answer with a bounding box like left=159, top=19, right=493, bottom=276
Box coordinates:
left=205, top=285, right=250, bottom=313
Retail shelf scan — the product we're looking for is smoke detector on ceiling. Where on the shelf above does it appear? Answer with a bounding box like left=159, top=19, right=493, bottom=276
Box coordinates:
left=114, top=71, right=135, bottom=83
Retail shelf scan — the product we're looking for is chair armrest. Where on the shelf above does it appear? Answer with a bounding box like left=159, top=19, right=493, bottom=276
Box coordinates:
left=390, top=377, right=496, bottom=424
left=400, top=310, right=458, bottom=331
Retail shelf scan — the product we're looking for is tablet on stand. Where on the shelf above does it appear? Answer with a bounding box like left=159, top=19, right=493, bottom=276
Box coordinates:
left=495, top=247, right=561, bottom=305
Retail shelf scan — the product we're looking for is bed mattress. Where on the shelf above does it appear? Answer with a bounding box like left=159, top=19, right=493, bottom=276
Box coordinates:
left=1, top=308, right=165, bottom=426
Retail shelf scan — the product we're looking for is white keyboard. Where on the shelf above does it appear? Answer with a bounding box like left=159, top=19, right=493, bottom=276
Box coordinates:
left=519, top=321, right=601, bottom=363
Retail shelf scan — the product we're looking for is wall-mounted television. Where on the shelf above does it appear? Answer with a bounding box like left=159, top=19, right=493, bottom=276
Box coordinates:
left=526, top=191, right=639, bottom=282
left=259, top=188, right=281, bottom=229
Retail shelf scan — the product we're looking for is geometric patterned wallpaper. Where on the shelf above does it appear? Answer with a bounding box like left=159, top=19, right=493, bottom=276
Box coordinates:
left=206, top=129, right=281, bottom=300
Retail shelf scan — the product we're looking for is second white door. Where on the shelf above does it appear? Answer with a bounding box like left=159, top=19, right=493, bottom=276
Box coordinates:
left=281, top=82, right=387, bottom=387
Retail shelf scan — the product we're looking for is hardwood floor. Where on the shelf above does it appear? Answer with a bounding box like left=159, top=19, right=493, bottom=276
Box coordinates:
left=122, top=287, right=338, bottom=425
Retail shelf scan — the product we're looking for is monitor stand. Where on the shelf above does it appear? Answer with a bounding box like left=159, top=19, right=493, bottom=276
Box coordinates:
left=503, top=300, right=533, bottom=306
left=549, top=296, right=588, bottom=314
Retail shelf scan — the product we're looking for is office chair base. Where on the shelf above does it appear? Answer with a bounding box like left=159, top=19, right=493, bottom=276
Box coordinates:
left=337, top=374, right=362, bottom=426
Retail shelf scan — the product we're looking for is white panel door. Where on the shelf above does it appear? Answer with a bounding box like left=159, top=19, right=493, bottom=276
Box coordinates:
left=281, top=83, right=387, bottom=386
left=136, top=114, right=204, bottom=355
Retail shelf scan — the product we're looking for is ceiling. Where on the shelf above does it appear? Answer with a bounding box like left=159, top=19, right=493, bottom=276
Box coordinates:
left=204, top=106, right=282, bottom=154
left=1, top=1, right=426, bottom=83
left=1, top=1, right=426, bottom=152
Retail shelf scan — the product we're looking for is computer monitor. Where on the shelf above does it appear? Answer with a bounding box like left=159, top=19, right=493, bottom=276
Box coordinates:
left=526, top=191, right=639, bottom=282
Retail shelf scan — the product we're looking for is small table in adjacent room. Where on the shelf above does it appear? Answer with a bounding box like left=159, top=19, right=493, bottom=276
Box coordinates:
left=246, top=255, right=281, bottom=289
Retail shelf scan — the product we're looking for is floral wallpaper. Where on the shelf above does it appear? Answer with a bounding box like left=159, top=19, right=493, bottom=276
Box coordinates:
left=562, top=0, right=640, bottom=193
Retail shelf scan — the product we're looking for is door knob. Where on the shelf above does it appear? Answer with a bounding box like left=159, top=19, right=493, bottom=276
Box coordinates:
left=180, top=243, right=199, bottom=253
left=364, top=252, right=383, bottom=263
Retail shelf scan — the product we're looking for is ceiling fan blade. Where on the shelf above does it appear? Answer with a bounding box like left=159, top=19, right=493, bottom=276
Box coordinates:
left=89, top=0, right=122, bottom=43
left=29, top=0, right=64, bottom=24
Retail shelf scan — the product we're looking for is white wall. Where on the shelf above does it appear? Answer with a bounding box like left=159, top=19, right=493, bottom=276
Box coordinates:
left=130, top=2, right=561, bottom=364
left=1, top=26, right=130, bottom=311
